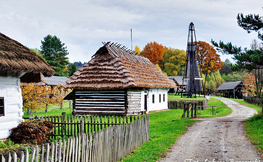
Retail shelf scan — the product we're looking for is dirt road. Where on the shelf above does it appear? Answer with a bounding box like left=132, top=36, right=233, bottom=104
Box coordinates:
left=159, top=97, right=262, bottom=162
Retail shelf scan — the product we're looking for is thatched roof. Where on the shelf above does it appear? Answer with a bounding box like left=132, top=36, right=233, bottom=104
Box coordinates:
left=0, top=32, right=54, bottom=81
left=65, top=42, right=175, bottom=90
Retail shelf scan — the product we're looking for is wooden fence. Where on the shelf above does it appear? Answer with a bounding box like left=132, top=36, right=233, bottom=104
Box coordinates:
left=1, top=116, right=149, bottom=162
left=29, top=113, right=138, bottom=138
left=168, top=99, right=208, bottom=110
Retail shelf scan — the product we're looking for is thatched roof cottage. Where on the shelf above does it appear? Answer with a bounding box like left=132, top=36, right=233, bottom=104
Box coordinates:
left=64, top=42, right=175, bottom=115
left=0, top=32, right=54, bottom=139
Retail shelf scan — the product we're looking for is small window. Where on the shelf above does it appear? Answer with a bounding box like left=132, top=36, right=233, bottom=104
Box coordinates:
left=159, top=94, right=161, bottom=103
left=163, top=94, right=165, bottom=102
left=152, top=94, right=155, bottom=103
left=0, top=97, right=4, bottom=116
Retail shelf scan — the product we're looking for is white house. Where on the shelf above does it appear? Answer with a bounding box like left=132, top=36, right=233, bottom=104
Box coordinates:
left=64, top=42, right=175, bottom=115
left=0, top=32, right=54, bottom=139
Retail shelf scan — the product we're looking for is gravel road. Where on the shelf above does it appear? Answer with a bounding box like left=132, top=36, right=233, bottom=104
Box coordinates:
left=159, top=97, right=262, bottom=162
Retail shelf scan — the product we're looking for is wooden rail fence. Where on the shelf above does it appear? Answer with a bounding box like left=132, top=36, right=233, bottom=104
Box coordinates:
left=168, top=99, right=208, bottom=110
left=1, top=116, right=149, bottom=162
left=29, top=113, right=139, bottom=138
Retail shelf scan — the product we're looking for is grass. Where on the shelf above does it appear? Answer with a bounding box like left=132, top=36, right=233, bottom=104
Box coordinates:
left=168, top=94, right=206, bottom=101
left=231, top=98, right=262, bottom=113
left=244, top=113, right=263, bottom=156
left=22, top=101, right=73, bottom=118
left=121, top=97, right=232, bottom=162
left=227, top=98, right=263, bottom=156
left=121, top=109, right=196, bottom=162
left=18, top=95, right=232, bottom=162
left=199, top=98, right=232, bottom=118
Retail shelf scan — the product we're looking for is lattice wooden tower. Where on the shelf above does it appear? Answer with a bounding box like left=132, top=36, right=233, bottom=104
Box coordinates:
left=183, top=22, right=202, bottom=96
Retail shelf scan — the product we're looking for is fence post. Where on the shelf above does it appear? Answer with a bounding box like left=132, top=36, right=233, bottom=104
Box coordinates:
left=80, top=118, right=85, bottom=134
left=60, top=102, right=63, bottom=109
left=69, top=101, right=72, bottom=108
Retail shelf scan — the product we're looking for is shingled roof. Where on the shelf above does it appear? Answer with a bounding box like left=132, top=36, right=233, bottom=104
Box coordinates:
left=217, top=81, right=243, bottom=91
left=0, top=32, right=54, bottom=80
left=64, top=42, right=175, bottom=90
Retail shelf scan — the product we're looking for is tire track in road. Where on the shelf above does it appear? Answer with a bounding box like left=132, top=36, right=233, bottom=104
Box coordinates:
left=158, top=97, right=261, bottom=162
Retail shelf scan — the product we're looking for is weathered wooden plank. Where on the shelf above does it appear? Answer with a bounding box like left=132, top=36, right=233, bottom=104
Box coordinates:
left=40, top=145, right=44, bottom=162
left=62, top=139, right=66, bottom=162
left=45, top=144, right=49, bottom=162
left=58, top=140, right=62, bottom=162
left=12, top=152, right=17, bottom=162
left=35, top=146, right=39, bottom=162
left=25, top=147, right=29, bottom=162
left=20, top=151, right=25, bottom=162
left=50, top=142, right=54, bottom=162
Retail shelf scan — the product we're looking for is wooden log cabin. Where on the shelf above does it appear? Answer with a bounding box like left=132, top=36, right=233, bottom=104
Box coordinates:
left=0, top=32, right=54, bottom=139
left=64, top=42, right=176, bottom=115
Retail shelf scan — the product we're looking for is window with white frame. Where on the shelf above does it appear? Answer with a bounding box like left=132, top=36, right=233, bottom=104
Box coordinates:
left=0, top=97, right=4, bottom=116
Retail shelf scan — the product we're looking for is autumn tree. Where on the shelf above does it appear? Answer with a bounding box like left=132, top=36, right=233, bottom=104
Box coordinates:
left=195, top=41, right=223, bottom=92
left=21, top=80, right=66, bottom=114
left=243, top=73, right=256, bottom=96
left=162, top=48, right=186, bottom=76
left=141, top=41, right=165, bottom=67
left=134, top=45, right=141, bottom=55
left=40, top=35, right=70, bottom=76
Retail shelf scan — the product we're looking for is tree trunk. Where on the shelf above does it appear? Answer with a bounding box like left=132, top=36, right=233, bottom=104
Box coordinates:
left=213, top=71, right=218, bottom=87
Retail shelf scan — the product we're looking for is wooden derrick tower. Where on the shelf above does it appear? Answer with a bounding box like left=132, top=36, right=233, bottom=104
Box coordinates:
left=183, top=22, right=202, bottom=97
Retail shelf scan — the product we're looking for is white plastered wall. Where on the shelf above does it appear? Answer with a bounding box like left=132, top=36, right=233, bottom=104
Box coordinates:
left=141, top=88, right=169, bottom=113
left=0, top=76, right=23, bottom=139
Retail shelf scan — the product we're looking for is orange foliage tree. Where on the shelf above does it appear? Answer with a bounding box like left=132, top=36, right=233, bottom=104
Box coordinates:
left=195, top=41, right=223, bottom=91
left=21, top=80, right=66, bottom=114
left=141, top=41, right=165, bottom=67
left=243, top=73, right=256, bottom=96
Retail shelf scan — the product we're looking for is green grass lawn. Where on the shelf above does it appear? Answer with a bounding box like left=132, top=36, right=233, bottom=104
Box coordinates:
left=121, top=109, right=196, bottom=162
left=121, top=97, right=232, bottom=162
left=228, top=98, right=263, bottom=156
left=244, top=113, right=263, bottom=156
left=20, top=96, right=232, bottom=162
left=199, top=97, right=232, bottom=118
left=231, top=98, right=262, bottom=113
left=23, top=101, right=73, bottom=119
left=168, top=94, right=206, bottom=101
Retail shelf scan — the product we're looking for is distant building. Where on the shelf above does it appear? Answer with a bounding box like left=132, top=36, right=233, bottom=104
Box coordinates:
left=64, top=42, right=175, bottom=115
left=168, top=76, right=186, bottom=94
left=217, top=81, right=244, bottom=99
left=40, top=75, right=68, bottom=87
left=0, top=32, right=54, bottom=139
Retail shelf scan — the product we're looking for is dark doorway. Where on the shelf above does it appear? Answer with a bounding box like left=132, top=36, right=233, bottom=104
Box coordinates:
left=144, top=95, right=147, bottom=111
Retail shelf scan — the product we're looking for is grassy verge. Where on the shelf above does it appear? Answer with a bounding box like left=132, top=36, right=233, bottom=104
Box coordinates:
left=23, top=108, right=73, bottom=119
left=198, top=98, right=232, bottom=118
left=168, top=94, right=206, bottom=101
left=228, top=98, right=263, bottom=156
left=231, top=98, right=262, bottom=113
left=121, top=97, right=232, bottom=161
left=121, top=109, right=196, bottom=162
left=244, top=113, right=263, bottom=155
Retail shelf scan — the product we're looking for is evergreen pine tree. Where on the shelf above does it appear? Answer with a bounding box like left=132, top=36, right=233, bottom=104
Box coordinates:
left=40, top=35, right=70, bottom=76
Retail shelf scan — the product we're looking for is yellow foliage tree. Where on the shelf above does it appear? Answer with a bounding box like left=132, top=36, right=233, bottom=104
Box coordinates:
left=134, top=45, right=141, bottom=55
left=21, top=80, right=66, bottom=114
left=243, top=73, right=256, bottom=96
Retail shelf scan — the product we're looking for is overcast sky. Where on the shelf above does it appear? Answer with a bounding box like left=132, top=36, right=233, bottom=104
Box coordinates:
left=1, top=0, right=262, bottom=63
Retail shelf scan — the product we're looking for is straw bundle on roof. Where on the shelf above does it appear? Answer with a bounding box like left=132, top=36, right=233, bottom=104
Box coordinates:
left=0, top=32, right=54, bottom=79
left=65, top=42, right=175, bottom=90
